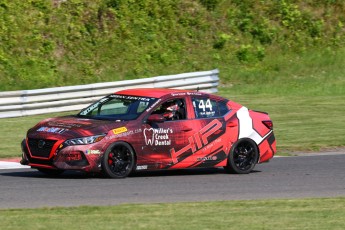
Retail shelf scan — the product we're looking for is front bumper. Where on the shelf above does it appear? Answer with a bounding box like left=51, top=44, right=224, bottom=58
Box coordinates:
left=21, top=138, right=103, bottom=172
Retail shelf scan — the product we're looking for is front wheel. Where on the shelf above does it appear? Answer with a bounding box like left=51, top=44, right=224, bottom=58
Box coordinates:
left=224, top=139, right=259, bottom=174
left=101, top=142, right=135, bottom=178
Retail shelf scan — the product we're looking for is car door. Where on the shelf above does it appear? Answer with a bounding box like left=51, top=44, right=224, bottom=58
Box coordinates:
left=140, top=97, right=195, bottom=169
left=183, top=96, right=227, bottom=168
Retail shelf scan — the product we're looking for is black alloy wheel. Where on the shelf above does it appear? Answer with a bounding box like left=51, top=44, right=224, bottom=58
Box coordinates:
left=102, top=142, right=135, bottom=178
left=224, top=139, right=259, bottom=174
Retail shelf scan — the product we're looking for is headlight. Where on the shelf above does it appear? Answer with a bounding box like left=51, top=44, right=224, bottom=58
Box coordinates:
left=64, top=134, right=106, bottom=146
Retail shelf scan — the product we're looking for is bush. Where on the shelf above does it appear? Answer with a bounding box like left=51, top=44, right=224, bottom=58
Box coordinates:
left=0, top=0, right=345, bottom=90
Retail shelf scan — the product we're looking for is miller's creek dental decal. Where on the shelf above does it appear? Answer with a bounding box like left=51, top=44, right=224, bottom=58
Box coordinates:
left=144, top=128, right=173, bottom=146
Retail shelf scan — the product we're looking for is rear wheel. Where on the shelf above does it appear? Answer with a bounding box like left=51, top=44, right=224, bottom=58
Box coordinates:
left=224, top=139, right=259, bottom=174
left=37, top=168, right=64, bottom=176
left=102, top=142, right=135, bottom=178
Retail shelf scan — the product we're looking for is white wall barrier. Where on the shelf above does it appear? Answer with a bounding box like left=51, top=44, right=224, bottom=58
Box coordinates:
left=0, top=69, right=219, bottom=118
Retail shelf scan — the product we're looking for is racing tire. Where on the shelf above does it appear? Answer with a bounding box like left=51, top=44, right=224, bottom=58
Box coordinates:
left=224, top=139, right=259, bottom=174
left=37, top=168, right=64, bottom=176
left=101, top=142, right=135, bottom=178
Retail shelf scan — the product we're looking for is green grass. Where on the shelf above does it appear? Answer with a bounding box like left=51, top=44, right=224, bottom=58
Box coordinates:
left=219, top=47, right=345, bottom=152
left=1, top=198, right=344, bottom=230
left=218, top=93, right=345, bottom=152
left=0, top=112, right=74, bottom=159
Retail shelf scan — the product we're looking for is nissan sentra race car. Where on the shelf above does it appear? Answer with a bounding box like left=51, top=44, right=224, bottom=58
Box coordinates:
left=21, top=88, right=276, bottom=178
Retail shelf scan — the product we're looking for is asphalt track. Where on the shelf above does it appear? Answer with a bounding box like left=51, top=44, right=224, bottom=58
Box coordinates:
left=0, top=153, right=344, bottom=209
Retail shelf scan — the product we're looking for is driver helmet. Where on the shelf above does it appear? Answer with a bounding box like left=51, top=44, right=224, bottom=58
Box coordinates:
left=162, top=101, right=179, bottom=119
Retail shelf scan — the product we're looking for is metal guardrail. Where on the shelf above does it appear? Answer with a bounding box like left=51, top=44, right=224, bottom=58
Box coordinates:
left=0, top=69, right=219, bottom=118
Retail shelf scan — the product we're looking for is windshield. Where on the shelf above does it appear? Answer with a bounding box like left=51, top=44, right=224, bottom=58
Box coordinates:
left=78, top=94, right=158, bottom=120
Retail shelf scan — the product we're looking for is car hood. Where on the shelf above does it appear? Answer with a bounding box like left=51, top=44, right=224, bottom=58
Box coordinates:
left=28, top=116, right=129, bottom=139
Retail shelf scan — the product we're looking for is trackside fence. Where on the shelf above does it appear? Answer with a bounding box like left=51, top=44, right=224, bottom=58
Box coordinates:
left=0, top=69, right=219, bottom=118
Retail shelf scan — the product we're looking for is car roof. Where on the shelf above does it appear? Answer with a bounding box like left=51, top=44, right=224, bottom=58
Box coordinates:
left=116, top=88, right=201, bottom=98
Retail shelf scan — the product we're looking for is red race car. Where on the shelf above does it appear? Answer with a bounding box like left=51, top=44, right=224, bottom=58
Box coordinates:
left=21, top=88, right=276, bottom=178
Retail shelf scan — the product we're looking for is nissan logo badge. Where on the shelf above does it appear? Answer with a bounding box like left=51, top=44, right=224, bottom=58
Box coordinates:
left=38, top=140, right=46, bottom=149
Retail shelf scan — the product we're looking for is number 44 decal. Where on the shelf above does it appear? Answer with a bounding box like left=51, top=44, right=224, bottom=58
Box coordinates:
left=198, top=99, right=213, bottom=112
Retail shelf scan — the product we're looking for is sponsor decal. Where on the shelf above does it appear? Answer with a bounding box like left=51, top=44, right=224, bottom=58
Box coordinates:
left=187, top=92, right=202, bottom=96
left=62, top=152, right=82, bottom=161
left=112, top=127, right=127, bottom=135
left=146, top=99, right=161, bottom=112
left=136, top=165, right=148, bottom=170
left=171, top=92, right=202, bottom=96
left=106, top=128, right=142, bottom=140
left=114, top=130, right=133, bottom=138
left=109, top=94, right=151, bottom=101
left=36, top=126, right=69, bottom=134
left=80, top=97, right=110, bottom=115
left=47, top=122, right=83, bottom=128
left=199, top=111, right=216, bottom=117
left=85, top=149, right=101, bottom=155
left=197, top=156, right=218, bottom=161
left=144, top=128, right=173, bottom=146
left=170, top=119, right=223, bottom=164
left=171, top=92, right=186, bottom=96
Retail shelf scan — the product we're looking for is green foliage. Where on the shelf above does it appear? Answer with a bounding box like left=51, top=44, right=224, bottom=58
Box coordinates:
left=1, top=0, right=345, bottom=90
left=213, top=33, right=231, bottom=50
left=199, top=0, right=220, bottom=11
left=235, top=45, right=266, bottom=63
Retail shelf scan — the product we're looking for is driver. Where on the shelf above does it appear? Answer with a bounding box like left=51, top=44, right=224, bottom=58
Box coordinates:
left=161, top=101, right=180, bottom=120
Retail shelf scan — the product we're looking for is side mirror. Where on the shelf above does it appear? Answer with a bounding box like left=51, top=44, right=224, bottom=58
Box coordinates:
left=147, top=114, right=165, bottom=123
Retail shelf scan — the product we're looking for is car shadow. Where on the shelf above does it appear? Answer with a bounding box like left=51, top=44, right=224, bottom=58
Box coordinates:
left=0, top=169, right=94, bottom=179
left=131, top=168, right=261, bottom=178
left=131, top=168, right=224, bottom=177
left=0, top=168, right=261, bottom=179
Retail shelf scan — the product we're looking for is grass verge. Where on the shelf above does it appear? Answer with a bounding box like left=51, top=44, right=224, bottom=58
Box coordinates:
left=0, top=112, right=74, bottom=159
left=1, top=198, right=344, bottom=230
left=218, top=91, right=345, bottom=152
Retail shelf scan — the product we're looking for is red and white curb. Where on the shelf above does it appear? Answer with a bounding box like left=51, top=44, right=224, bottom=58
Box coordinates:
left=0, top=158, right=30, bottom=170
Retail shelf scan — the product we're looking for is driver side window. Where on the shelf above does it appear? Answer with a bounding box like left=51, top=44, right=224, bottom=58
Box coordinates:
left=152, top=99, right=186, bottom=121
